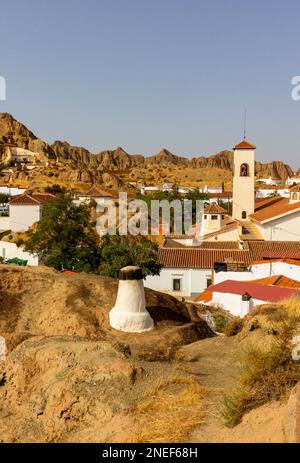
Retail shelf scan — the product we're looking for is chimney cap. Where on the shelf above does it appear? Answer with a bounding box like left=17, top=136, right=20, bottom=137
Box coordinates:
left=242, top=291, right=252, bottom=301
left=119, top=266, right=143, bottom=281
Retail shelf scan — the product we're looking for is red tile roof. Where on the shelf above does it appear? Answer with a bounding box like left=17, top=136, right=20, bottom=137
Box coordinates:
left=252, top=275, right=300, bottom=289
left=247, top=241, right=300, bottom=261
left=158, top=248, right=250, bottom=269
left=207, top=280, right=298, bottom=303
left=80, top=186, right=112, bottom=198
left=250, top=197, right=300, bottom=223
left=162, top=239, right=239, bottom=249
left=234, top=140, right=256, bottom=150
left=159, top=241, right=300, bottom=270
left=204, top=203, right=227, bottom=214
left=290, top=185, right=300, bottom=192
left=9, top=193, right=56, bottom=206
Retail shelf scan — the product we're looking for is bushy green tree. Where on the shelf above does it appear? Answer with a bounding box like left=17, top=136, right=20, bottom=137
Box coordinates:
left=98, top=234, right=163, bottom=279
left=24, top=193, right=101, bottom=272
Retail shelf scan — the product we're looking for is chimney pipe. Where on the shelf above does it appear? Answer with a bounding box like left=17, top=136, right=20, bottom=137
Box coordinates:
left=109, top=266, right=154, bottom=333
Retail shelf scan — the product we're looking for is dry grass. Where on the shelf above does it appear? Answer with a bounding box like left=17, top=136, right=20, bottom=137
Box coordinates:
left=222, top=297, right=300, bottom=427
left=132, top=376, right=207, bottom=443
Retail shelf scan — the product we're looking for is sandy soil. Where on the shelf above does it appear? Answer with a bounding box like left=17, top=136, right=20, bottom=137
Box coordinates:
left=176, top=336, right=287, bottom=443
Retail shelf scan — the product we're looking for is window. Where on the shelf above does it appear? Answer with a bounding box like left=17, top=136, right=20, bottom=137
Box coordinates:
left=204, top=215, right=207, bottom=220
left=206, top=278, right=212, bottom=288
left=240, top=163, right=249, bottom=177
left=211, top=215, right=218, bottom=220
left=173, top=278, right=181, bottom=291
left=242, top=211, right=247, bottom=219
left=221, top=215, right=224, bottom=220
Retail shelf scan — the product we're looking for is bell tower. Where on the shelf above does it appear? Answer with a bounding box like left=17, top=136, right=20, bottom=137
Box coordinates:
left=232, top=139, right=256, bottom=220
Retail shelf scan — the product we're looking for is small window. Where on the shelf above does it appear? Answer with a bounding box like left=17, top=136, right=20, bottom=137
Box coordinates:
left=211, top=215, right=218, bottom=220
left=221, top=215, right=224, bottom=220
left=242, top=211, right=247, bottom=219
left=173, top=278, right=181, bottom=291
left=204, top=215, right=207, bottom=220
left=206, top=278, right=212, bottom=288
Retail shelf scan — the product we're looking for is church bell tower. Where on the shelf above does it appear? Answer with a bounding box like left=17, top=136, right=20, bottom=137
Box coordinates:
left=232, top=139, right=256, bottom=220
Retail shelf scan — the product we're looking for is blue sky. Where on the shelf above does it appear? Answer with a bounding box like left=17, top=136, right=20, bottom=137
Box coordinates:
left=1, top=0, right=300, bottom=167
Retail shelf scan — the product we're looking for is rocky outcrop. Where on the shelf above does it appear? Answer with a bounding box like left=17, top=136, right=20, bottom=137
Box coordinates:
left=255, top=160, right=293, bottom=181
left=0, top=113, right=296, bottom=182
left=0, top=113, right=55, bottom=161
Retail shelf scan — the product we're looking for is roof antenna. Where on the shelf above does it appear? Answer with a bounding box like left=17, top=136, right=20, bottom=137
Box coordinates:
left=243, top=109, right=247, bottom=140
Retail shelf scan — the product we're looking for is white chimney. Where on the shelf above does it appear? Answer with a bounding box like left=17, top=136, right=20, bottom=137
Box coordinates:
left=109, top=266, right=154, bottom=333
left=240, top=292, right=252, bottom=317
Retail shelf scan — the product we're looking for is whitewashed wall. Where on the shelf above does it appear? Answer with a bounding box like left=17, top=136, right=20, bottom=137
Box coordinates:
left=209, top=292, right=265, bottom=317
left=0, top=217, right=10, bottom=232
left=0, top=241, right=39, bottom=265
left=254, top=211, right=300, bottom=241
left=9, top=205, right=41, bottom=232
left=214, top=261, right=300, bottom=285
left=145, top=267, right=212, bottom=298
left=0, top=186, right=26, bottom=196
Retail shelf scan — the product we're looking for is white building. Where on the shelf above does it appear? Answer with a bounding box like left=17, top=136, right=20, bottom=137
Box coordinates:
left=0, top=185, right=26, bottom=196
left=3, top=146, right=38, bottom=164
left=9, top=193, right=56, bottom=232
left=0, top=240, right=39, bottom=265
left=77, top=186, right=113, bottom=206
left=144, top=245, right=248, bottom=299
left=198, top=279, right=300, bottom=317
left=249, top=186, right=300, bottom=241
left=256, top=176, right=282, bottom=186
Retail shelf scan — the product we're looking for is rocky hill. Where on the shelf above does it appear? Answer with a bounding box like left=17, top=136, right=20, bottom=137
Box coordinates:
left=0, top=113, right=295, bottom=190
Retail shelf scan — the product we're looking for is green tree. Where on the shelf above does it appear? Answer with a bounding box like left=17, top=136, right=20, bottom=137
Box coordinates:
left=45, top=184, right=67, bottom=195
left=98, top=234, right=163, bottom=279
left=0, top=193, right=10, bottom=204
left=24, top=193, right=101, bottom=272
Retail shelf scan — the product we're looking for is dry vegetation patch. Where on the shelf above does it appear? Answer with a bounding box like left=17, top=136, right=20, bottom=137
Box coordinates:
left=222, top=297, right=300, bottom=427
left=132, top=376, right=207, bottom=443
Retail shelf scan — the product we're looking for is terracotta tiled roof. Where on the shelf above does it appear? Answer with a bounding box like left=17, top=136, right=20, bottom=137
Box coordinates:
left=194, top=288, right=213, bottom=303
left=252, top=275, right=300, bottom=289
left=158, top=248, right=250, bottom=269
left=234, top=140, right=256, bottom=150
left=205, top=280, right=298, bottom=303
left=247, top=241, right=300, bottom=261
left=204, top=203, right=227, bottom=214
left=80, top=186, right=112, bottom=198
left=9, top=193, right=56, bottom=206
left=250, top=197, right=300, bottom=223
left=290, top=184, right=300, bottom=192
left=159, top=241, right=300, bottom=270
left=194, top=274, right=300, bottom=303
left=162, top=239, right=239, bottom=249
left=254, top=196, right=283, bottom=212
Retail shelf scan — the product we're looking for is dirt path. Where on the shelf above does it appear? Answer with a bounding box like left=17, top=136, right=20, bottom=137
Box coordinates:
left=175, top=335, right=287, bottom=443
